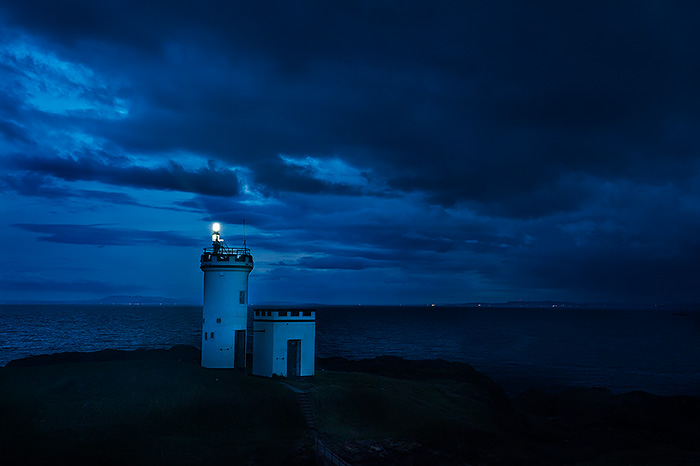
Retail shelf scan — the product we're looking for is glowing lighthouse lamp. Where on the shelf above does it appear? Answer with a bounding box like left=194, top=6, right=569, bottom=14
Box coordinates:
left=200, top=222, right=253, bottom=369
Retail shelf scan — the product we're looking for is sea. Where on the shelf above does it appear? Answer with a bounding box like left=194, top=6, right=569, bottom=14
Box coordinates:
left=1, top=304, right=699, bottom=397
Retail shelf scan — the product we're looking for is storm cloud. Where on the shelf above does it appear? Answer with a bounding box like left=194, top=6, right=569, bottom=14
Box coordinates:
left=1, top=1, right=699, bottom=304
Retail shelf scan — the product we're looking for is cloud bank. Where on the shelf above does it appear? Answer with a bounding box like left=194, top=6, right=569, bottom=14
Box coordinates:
left=1, top=1, right=699, bottom=304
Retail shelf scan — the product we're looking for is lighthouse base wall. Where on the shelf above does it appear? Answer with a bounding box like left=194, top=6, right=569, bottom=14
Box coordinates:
left=201, top=325, right=247, bottom=369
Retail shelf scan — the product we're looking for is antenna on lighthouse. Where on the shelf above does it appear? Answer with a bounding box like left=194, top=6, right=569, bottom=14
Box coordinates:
left=243, top=219, right=247, bottom=250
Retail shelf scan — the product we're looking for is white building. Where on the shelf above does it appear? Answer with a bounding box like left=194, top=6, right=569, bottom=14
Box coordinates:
left=252, top=309, right=315, bottom=377
left=200, top=223, right=253, bottom=369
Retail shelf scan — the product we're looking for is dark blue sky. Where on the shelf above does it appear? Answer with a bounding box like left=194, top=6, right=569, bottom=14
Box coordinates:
left=1, top=1, right=699, bottom=305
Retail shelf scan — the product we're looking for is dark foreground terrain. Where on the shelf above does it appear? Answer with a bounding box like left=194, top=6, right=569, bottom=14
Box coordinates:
left=1, top=347, right=699, bottom=465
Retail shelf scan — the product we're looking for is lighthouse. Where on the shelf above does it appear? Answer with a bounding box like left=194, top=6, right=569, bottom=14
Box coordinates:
left=200, top=223, right=253, bottom=369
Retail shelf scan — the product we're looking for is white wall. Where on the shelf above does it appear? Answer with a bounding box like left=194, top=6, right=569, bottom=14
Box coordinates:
left=252, top=310, right=315, bottom=377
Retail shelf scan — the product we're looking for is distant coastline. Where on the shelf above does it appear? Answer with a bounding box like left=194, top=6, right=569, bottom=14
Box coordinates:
left=3, top=295, right=699, bottom=310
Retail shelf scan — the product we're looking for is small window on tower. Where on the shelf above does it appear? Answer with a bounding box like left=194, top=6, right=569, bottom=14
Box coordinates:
left=205, top=333, right=208, bottom=340
left=216, top=318, right=221, bottom=323
left=210, top=332, right=214, bottom=339
left=239, top=291, right=246, bottom=304
left=291, top=311, right=299, bottom=317
left=278, top=311, right=287, bottom=317
left=303, top=311, right=311, bottom=317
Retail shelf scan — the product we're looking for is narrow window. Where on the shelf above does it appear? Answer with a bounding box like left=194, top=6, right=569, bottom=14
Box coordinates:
left=303, top=311, right=311, bottom=317
left=278, top=311, right=287, bottom=317
left=210, top=332, right=214, bottom=339
left=205, top=332, right=208, bottom=340
left=267, top=311, right=272, bottom=316
left=216, top=318, right=221, bottom=323
left=291, top=311, right=299, bottom=317
left=239, top=291, right=246, bottom=304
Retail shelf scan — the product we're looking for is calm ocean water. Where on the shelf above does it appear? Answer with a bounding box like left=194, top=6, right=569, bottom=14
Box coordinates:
left=1, top=304, right=699, bottom=397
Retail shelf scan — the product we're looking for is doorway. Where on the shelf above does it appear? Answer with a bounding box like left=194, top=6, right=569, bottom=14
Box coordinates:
left=234, top=330, right=246, bottom=369
left=287, top=339, right=301, bottom=376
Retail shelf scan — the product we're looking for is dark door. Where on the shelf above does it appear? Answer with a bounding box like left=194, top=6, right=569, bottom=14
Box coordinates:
left=287, top=339, right=301, bottom=376
left=234, top=330, right=246, bottom=369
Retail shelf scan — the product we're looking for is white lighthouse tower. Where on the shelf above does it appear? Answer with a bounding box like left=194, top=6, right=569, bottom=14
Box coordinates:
left=200, top=223, right=253, bottom=369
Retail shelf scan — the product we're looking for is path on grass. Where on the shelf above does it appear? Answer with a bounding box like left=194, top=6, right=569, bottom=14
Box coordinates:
left=281, top=382, right=352, bottom=466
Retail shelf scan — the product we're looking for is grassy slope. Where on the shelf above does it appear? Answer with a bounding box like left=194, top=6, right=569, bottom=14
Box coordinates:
left=289, top=370, right=500, bottom=442
left=0, top=354, right=518, bottom=465
left=3, top=352, right=699, bottom=466
left=284, top=368, right=529, bottom=466
left=0, top=360, right=310, bottom=466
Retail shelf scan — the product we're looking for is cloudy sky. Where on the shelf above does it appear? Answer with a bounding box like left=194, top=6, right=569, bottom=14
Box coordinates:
left=1, top=1, right=699, bottom=305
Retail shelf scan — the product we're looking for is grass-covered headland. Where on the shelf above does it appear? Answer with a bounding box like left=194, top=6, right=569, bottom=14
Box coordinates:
left=1, top=346, right=699, bottom=465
